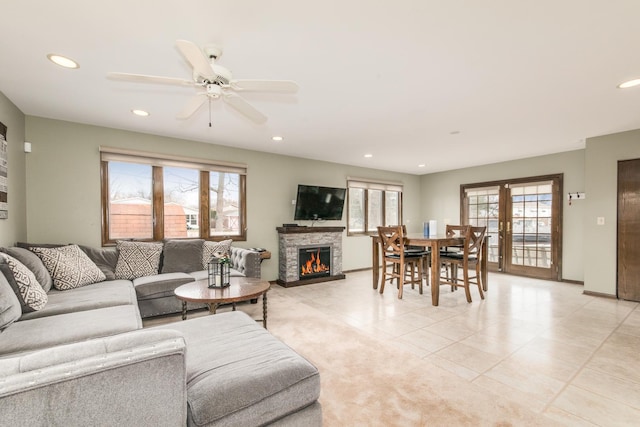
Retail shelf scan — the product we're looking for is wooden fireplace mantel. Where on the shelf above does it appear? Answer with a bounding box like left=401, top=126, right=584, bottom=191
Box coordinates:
left=276, top=226, right=345, bottom=234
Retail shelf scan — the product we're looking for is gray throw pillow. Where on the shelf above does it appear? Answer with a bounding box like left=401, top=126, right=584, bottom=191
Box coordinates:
left=0, top=253, right=48, bottom=313
left=79, top=245, right=118, bottom=281
left=0, top=265, right=22, bottom=329
left=202, top=239, right=233, bottom=269
left=115, top=241, right=164, bottom=280
left=30, top=245, right=106, bottom=291
left=161, top=239, right=204, bottom=273
left=0, top=247, right=53, bottom=292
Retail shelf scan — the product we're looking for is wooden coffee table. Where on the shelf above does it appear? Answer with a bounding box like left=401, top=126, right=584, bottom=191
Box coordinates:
left=174, top=277, right=271, bottom=328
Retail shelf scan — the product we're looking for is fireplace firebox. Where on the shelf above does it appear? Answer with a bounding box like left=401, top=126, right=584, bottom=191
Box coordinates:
left=298, top=246, right=331, bottom=280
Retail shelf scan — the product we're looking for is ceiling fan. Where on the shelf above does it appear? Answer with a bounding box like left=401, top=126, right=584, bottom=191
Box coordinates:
left=108, top=39, right=298, bottom=124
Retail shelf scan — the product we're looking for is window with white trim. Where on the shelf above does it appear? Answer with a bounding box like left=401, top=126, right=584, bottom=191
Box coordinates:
left=347, top=178, right=403, bottom=235
left=100, top=147, right=246, bottom=244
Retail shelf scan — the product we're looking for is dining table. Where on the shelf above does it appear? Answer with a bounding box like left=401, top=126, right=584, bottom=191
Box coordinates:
left=371, top=233, right=488, bottom=306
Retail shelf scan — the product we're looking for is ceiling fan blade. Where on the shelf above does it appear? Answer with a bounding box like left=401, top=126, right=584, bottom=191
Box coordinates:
left=175, top=39, right=215, bottom=80
left=176, top=95, right=207, bottom=120
left=230, top=79, right=299, bottom=93
left=223, top=92, right=267, bottom=124
left=108, top=72, right=193, bottom=86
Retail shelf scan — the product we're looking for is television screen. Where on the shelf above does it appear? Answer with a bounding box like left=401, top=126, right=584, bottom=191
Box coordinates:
left=294, top=185, right=346, bottom=221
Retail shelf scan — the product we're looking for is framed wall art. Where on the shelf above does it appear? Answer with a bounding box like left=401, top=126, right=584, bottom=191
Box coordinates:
left=0, top=121, right=7, bottom=219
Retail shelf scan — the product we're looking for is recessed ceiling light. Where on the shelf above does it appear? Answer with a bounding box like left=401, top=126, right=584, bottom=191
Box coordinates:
left=364, top=154, right=373, bottom=158
left=618, top=78, right=640, bottom=89
left=272, top=136, right=283, bottom=141
left=47, top=54, right=79, bottom=69
left=131, top=109, right=150, bottom=117
left=418, top=164, right=426, bottom=168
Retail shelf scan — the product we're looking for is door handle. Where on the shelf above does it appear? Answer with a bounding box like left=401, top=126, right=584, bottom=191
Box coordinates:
left=506, top=221, right=511, bottom=234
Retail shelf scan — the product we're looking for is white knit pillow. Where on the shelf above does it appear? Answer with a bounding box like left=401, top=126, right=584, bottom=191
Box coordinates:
left=31, top=245, right=106, bottom=291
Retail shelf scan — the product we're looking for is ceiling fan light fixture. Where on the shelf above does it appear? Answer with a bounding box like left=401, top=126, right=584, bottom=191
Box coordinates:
left=47, top=54, right=79, bottom=69
left=618, top=78, right=640, bottom=89
left=131, top=109, right=150, bottom=117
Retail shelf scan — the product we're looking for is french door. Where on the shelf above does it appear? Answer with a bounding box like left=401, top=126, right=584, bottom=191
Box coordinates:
left=461, top=174, right=562, bottom=280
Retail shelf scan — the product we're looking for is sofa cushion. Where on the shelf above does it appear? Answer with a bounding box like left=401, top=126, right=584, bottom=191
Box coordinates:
left=0, top=254, right=48, bottom=313
left=79, top=245, right=118, bottom=281
left=115, top=241, right=163, bottom=280
left=30, top=245, right=106, bottom=290
left=161, top=239, right=204, bottom=274
left=0, top=304, right=142, bottom=357
left=19, top=280, right=137, bottom=321
left=154, top=312, right=321, bottom=426
left=0, top=247, right=53, bottom=292
left=0, top=270, right=21, bottom=330
left=133, top=273, right=195, bottom=300
left=202, top=239, right=233, bottom=269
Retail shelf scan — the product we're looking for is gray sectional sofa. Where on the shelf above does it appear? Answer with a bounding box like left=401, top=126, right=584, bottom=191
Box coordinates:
left=0, top=241, right=322, bottom=426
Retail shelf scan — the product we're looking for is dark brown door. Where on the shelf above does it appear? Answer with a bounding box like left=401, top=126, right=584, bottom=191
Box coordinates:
left=618, top=159, right=640, bottom=301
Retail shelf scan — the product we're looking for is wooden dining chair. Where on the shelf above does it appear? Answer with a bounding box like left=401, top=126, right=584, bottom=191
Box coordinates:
left=439, top=226, right=486, bottom=302
left=377, top=225, right=424, bottom=299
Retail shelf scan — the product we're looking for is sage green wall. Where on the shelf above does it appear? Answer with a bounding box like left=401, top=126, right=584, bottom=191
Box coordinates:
left=24, top=116, right=421, bottom=281
left=584, top=129, right=640, bottom=296
left=419, top=150, right=586, bottom=282
left=0, top=92, right=27, bottom=247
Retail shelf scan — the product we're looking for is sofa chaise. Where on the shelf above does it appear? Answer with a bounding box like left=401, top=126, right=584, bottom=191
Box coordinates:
left=0, top=239, right=322, bottom=426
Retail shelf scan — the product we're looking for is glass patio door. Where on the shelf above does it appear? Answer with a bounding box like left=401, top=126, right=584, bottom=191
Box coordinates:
left=462, top=175, right=562, bottom=280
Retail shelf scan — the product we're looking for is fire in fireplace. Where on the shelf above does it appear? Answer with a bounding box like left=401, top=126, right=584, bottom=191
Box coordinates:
left=299, top=246, right=331, bottom=279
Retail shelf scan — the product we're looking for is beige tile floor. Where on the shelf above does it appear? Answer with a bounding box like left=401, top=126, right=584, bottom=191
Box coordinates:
left=265, top=270, right=640, bottom=426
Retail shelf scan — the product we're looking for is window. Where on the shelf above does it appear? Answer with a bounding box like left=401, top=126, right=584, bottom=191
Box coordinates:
left=100, top=147, right=247, bottom=245
left=347, top=178, right=403, bottom=235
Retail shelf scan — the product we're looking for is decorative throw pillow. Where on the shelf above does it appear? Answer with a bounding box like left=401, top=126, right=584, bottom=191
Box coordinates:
left=115, top=241, right=163, bottom=280
left=161, top=239, right=204, bottom=273
left=0, top=246, right=54, bottom=292
left=0, top=253, right=48, bottom=313
left=0, top=259, right=23, bottom=328
left=30, top=245, right=106, bottom=291
left=202, top=239, right=233, bottom=269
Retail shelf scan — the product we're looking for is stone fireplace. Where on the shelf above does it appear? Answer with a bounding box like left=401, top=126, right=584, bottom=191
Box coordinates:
left=276, top=226, right=345, bottom=287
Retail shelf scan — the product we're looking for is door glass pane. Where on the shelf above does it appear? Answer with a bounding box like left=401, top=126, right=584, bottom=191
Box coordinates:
left=348, top=188, right=365, bottom=232
left=385, top=191, right=399, bottom=226
left=510, top=181, right=552, bottom=268
left=367, top=190, right=383, bottom=232
left=209, top=171, right=241, bottom=236
left=163, top=167, right=200, bottom=238
left=108, top=162, right=153, bottom=239
left=465, top=186, right=500, bottom=263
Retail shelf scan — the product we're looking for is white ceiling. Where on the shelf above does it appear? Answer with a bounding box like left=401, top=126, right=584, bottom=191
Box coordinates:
left=1, top=1, right=639, bottom=174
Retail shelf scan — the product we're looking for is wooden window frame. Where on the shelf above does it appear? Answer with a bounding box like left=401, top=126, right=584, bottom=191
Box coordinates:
left=100, top=147, right=247, bottom=245
left=347, top=178, right=403, bottom=236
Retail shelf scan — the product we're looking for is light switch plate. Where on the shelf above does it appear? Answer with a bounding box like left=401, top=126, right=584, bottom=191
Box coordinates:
left=597, top=217, right=605, bottom=225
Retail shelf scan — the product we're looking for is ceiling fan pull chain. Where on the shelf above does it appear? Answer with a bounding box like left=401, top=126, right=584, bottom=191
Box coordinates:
left=209, top=98, right=212, bottom=127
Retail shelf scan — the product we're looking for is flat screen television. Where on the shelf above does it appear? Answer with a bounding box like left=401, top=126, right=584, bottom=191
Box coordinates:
left=294, top=185, right=346, bottom=221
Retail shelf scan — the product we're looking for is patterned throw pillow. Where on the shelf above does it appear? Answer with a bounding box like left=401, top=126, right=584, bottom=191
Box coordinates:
left=30, top=245, right=106, bottom=291
left=0, top=253, right=48, bottom=313
left=115, top=241, right=163, bottom=280
left=202, top=239, right=233, bottom=269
